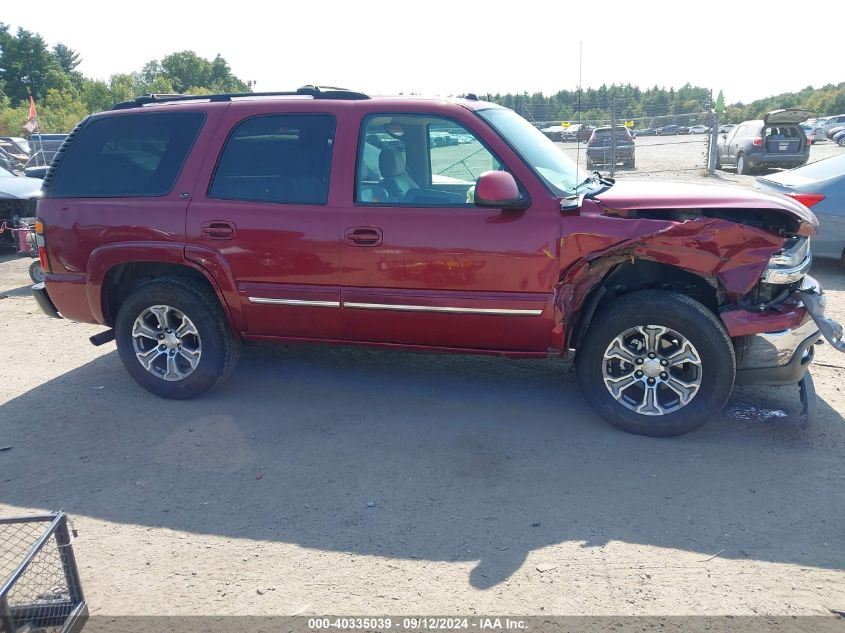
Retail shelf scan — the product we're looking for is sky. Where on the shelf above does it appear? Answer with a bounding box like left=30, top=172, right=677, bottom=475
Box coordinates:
left=3, top=0, right=842, bottom=105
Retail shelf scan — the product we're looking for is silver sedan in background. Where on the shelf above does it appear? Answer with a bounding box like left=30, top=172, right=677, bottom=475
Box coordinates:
left=753, top=154, right=845, bottom=262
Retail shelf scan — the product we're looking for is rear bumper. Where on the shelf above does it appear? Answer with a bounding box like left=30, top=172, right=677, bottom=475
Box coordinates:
left=586, top=147, right=635, bottom=162
left=31, top=282, right=61, bottom=319
left=747, top=153, right=808, bottom=169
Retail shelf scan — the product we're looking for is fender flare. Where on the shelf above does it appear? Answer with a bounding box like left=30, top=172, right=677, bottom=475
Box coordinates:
left=86, top=242, right=244, bottom=332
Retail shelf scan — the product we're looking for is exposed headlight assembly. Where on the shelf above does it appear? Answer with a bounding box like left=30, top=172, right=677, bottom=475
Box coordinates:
left=762, top=236, right=811, bottom=284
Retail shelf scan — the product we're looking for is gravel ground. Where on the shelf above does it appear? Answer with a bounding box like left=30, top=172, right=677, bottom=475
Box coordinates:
left=1, top=153, right=844, bottom=616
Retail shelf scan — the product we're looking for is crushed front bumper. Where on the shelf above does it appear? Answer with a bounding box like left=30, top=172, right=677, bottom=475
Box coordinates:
left=733, top=274, right=844, bottom=425
left=734, top=316, right=819, bottom=387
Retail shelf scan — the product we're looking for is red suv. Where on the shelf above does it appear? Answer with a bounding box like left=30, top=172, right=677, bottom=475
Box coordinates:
left=30, top=86, right=843, bottom=436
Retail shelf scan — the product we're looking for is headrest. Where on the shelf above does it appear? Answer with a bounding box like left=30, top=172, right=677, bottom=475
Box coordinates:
left=379, top=148, right=406, bottom=178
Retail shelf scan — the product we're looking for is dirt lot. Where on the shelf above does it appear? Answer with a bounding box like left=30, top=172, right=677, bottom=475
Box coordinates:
left=1, top=150, right=844, bottom=616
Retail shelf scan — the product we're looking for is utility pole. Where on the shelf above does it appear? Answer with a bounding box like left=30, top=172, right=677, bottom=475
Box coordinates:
left=610, top=98, right=617, bottom=177
left=707, top=89, right=719, bottom=175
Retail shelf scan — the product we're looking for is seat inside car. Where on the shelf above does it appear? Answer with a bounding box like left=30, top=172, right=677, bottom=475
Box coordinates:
left=378, top=148, right=418, bottom=201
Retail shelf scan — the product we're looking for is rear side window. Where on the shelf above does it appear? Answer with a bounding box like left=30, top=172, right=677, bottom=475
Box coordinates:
left=48, top=112, right=204, bottom=198
left=209, top=114, right=335, bottom=205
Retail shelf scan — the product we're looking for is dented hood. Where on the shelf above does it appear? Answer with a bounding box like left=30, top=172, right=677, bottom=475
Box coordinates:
left=593, top=179, right=819, bottom=234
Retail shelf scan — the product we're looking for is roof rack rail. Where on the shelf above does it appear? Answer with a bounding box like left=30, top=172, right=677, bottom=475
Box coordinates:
left=111, top=85, right=369, bottom=110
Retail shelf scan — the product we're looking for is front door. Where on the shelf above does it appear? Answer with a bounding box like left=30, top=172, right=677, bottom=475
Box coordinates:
left=186, top=109, right=343, bottom=339
left=339, top=111, right=560, bottom=352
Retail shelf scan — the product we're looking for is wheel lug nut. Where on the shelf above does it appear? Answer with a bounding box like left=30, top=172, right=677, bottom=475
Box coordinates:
left=660, top=359, right=668, bottom=366
left=648, top=352, right=656, bottom=359
left=647, top=377, right=655, bottom=385
left=635, top=358, right=644, bottom=365
left=660, top=372, right=667, bottom=379
left=158, top=345, right=166, bottom=351
left=635, top=371, right=643, bottom=378
left=157, top=334, right=164, bottom=339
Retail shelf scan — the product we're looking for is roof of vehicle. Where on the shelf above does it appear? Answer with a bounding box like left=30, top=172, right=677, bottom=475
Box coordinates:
left=108, top=87, right=502, bottom=113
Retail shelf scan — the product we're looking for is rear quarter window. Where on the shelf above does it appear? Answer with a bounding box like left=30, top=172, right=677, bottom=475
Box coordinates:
left=47, top=112, right=205, bottom=198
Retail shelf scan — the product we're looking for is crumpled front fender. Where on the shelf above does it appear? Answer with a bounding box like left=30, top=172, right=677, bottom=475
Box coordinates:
left=557, top=215, right=784, bottom=345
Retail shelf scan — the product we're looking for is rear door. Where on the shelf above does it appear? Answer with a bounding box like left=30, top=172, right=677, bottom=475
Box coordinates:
left=186, top=105, right=345, bottom=339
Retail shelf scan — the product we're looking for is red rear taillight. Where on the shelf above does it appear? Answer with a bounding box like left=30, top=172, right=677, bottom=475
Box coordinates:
left=785, top=193, right=825, bottom=208
left=752, top=137, right=763, bottom=146
left=35, top=218, right=51, bottom=274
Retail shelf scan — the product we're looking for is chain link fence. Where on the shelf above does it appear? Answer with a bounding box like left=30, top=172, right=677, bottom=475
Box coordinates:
left=523, top=99, right=719, bottom=178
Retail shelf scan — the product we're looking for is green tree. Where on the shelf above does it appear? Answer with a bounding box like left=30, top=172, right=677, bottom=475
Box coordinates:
left=52, top=43, right=81, bottom=73
left=0, top=24, right=64, bottom=103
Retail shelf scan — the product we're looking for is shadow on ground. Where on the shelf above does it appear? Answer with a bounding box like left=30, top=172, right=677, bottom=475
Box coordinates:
left=1, top=343, right=843, bottom=588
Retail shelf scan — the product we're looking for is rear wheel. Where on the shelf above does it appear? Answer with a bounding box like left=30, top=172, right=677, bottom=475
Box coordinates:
left=736, top=152, right=749, bottom=175
left=576, top=291, right=735, bottom=437
left=115, top=277, right=240, bottom=399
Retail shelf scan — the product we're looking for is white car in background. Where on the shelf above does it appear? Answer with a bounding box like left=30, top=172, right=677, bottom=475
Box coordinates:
left=688, top=125, right=708, bottom=134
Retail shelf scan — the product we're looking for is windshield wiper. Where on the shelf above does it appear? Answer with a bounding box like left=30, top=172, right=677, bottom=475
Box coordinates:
left=574, top=170, right=615, bottom=192
left=574, top=170, right=615, bottom=198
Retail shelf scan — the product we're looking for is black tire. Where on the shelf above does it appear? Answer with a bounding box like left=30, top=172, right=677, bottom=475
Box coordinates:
left=28, top=260, right=44, bottom=284
left=736, top=152, right=749, bottom=175
left=576, top=290, right=735, bottom=437
left=115, top=277, right=240, bottom=399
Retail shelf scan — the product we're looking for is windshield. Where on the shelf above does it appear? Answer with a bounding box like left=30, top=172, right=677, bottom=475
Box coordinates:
left=477, top=108, right=589, bottom=196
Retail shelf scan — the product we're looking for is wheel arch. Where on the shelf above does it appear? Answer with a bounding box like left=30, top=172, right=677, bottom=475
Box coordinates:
left=568, top=259, right=720, bottom=355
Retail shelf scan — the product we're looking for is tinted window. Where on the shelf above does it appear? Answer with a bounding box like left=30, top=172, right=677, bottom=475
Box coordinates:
left=209, top=114, right=335, bottom=205
left=49, top=113, right=204, bottom=198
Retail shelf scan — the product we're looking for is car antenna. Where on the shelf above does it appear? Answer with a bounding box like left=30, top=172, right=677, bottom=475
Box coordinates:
left=575, top=40, right=583, bottom=189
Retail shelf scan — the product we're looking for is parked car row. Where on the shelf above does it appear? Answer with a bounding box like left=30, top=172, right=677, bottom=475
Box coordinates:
left=540, top=124, right=594, bottom=143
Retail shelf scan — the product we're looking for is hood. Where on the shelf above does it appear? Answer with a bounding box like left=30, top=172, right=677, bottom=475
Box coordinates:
left=0, top=175, right=43, bottom=200
left=592, top=179, right=818, bottom=235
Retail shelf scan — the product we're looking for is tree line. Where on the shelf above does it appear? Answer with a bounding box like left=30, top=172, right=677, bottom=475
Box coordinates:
left=484, top=82, right=845, bottom=124
left=0, top=24, right=248, bottom=134
left=2, top=23, right=844, bottom=135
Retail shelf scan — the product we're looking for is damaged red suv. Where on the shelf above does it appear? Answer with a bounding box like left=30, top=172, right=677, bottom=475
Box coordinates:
left=30, top=87, right=844, bottom=436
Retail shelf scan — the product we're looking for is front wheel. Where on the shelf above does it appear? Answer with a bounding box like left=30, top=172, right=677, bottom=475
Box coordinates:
left=115, top=277, right=240, bottom=399
left=576, top=290, right=735, bottom=437
left=28, top=260, right=44, bottom=284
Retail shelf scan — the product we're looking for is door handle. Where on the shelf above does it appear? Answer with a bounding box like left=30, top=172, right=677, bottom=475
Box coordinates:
left=344, top=226, right=383, bottom=246
left=201, top=221, right=236, bottom=240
